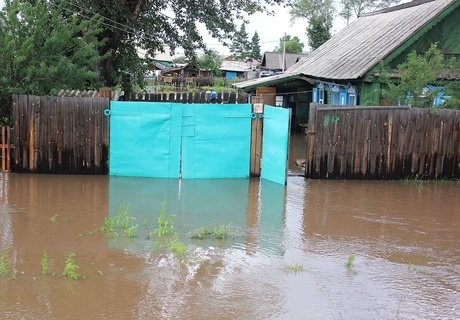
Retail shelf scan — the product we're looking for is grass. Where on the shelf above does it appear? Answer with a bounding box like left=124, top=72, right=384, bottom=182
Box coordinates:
left=153, top=202, right=175, bottom=237
left=189, top=227, right=212, bottom=240
left=99, top=202, right=137, bottom=238
left=283, top=264, right=304, bottom=274
left=0, top=248, right=11, bottom=278
left=41, top=250, right=49, bottom=274
left=50, top=214, right=59, bottom=224
left=169, top=238, right=187, bottom=256
left=62, top=253, right=80, bottom=280
left=346, top=255, right=356, bottom=270
left=213, top=224, right=231, bottom=240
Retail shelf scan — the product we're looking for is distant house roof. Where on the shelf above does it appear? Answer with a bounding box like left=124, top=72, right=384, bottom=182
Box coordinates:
left=220, top=60, right=260, bottom=73
left=261, top=52, right=307, bottom=70
left=236, top=0, right=458, bottom=89
left=288, top=0, right=458, bottom=80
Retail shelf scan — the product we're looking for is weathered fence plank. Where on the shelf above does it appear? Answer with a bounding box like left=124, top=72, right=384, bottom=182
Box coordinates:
left=12, top=94, right=109, bottom=174
left=306, top=104, right=460, bottom=179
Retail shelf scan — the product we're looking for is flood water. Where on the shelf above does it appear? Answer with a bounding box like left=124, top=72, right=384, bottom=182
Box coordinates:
left=0, top=173, right=459, bottom=319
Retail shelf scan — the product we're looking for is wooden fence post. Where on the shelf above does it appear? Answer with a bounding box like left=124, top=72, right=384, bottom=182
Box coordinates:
left=250, top=96, right=264, bottom=176
left=305, top=103, right=318, bottom=177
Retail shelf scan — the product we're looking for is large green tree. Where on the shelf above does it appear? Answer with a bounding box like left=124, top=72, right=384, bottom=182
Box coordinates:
left=0, top=0, right=103, bottom=124
left=250, top=31, right=261, bottom=60
left=275, top=34, right=305, bottom=54
left=198, top=49, right=222, bottom=76
left=230, top=23, right=251, bottom=60
left=54, top=0, right=284, bottom=90
left=290, top=0, right=334, bottom=50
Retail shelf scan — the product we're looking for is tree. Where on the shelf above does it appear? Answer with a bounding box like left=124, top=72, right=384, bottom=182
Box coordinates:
left=275, top=34, right=305, bottom=54
left=340, top=0, right=400, bottom=23
left=290, top=0, right=334, bottom=50
left=307, top=15, right=332, bottom=50
left=55, top=0, right=285, bottom=92
left=230, top=23, right=251, bottom=60
left=0, top=0, right=103, bottom=125
left=380, top=43, right=459, bottom=109
left=250, top=31, right=261, bottom=60
left=198, top=49, right=222, bottom=76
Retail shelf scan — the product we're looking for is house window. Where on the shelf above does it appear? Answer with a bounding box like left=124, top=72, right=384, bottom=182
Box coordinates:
left=317, top=83, right=325, bottom=103
left=347, top=86, right=357, bottom=105
left=331, top=85, right=340, bottom=105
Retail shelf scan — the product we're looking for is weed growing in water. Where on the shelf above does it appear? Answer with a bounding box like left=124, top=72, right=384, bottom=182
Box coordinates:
left=0, top=248, right=11, bottom=278
left=346, top=255, right=356, bottom=270
left=213, top=224, right=230, bottom=240
left=169, top=238, right=187, bottom=256
left=50, top=214, right=59, bottom=224
left=99, top=202, right=137, bottom=238
left=189, top=227, right=212, bottom=240
left=283, top=264, right=304, bottom=274
left=41, top=250, right=49, bottom=274
left=62, top=253, right=80, bottom=280
left=153, top=202, right=175, bottom=237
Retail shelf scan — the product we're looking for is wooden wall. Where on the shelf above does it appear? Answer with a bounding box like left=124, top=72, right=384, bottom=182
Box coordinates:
left=12, top=95, right=110, bottom=174
left=306, top=104, right=460, bottom=179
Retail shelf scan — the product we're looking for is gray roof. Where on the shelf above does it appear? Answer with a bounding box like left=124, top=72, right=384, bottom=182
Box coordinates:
left=236, top=0, right=457, bottom=89
left=262, top=52, right=307, bottom=70
left=288, top=0, right=457, bottom=80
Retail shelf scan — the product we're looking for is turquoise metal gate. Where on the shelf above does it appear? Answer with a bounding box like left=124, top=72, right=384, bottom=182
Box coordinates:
left=108, top=101, right=252, bottom=179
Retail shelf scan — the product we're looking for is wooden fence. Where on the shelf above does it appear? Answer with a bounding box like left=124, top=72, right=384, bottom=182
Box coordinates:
left=12, top=94, right=110, bottom=174
left=306, top=104, right=460, bottom=179
left=125, top=91, right=248, bottom=104
left=1, top=126, right=12, bottom=172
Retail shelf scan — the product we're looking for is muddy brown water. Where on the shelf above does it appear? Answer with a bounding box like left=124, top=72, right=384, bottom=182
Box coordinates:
left=0, top=173, right=459, bottom=319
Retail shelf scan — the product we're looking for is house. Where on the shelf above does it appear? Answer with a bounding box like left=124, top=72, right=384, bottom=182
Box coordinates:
left=220, top=60, right=260, bottom=80
left=260, top=52, right=307, bottom=76
left=235, top=0, right=460, bottom=129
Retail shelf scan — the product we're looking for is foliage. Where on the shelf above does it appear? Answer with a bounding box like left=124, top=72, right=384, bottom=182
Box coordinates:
left=213, top=224, right=231, bottom=240
left=41, top=250, right=50, bottom=274
left=307, top=15, right=332, bottom=50
left=189, top=227, right=212, bottom=240
left=0, top=0, right=103, bottom=103
left=345, top=254, right=356, bottom=269
left=283, top=264, right=305, bottom=273
left=56, top=0, right=284, bottom=93
left=153, top=202, right=175, bottom=237
left=168, top=238, right=187, bottom=256
left=0, top=248, right=11, bottom=278
left=250, top=31, right=262, bottom=60
left=380, top=43, right=459, bottom=109
left=290, top=0, right=334, bottom=50
left=230, top=23, right=251, bottom=60
left=198, top=49, right=223, bottom=77
left=339, top=0, right=400, bottom=24
left=99, top=202, right=137, bottom=238
left=275, top=34, right=305, bottom=54
left=62, top=253, right=80, bottom=280
left=173, top=56, right=188, bottom=64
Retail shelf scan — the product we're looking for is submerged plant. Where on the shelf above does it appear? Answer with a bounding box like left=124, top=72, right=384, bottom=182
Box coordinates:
left=50, top=214, right=59, bottom=224
left=0, top=248, right=11, bottom=278
left=346, top=255, right=356, bottom=270
left=283, top=264, right=304, bottom=274
left=99, top=202, right=137, bottom=238
left=189, top=227, right=212, bottom=240
left=153, top=202, right=175, bottom=237
left=41, top=250, right=49, bottom=274
left=62, top=253, right=80, bottom=280
left=169, top=238, right=187, bottom=256
left=213, top=224, right=231, bottom=240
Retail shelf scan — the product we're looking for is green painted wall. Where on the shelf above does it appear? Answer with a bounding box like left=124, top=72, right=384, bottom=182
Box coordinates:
left=360, top=82, right=381, bottom=105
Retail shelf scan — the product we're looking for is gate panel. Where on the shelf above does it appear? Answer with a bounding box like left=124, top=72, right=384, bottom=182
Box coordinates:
left=109, top=101, right=181, bottom=178
left=181, top=104, right=252, bottom=179
left=261, top=106, right=290, bottom=185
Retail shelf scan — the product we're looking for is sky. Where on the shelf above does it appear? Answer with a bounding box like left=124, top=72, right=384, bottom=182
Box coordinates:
left=198, top=4, right=348, bottom=56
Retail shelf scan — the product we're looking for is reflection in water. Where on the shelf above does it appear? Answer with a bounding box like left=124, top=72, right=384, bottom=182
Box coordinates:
left=0, top=173, right=459, bottom=319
